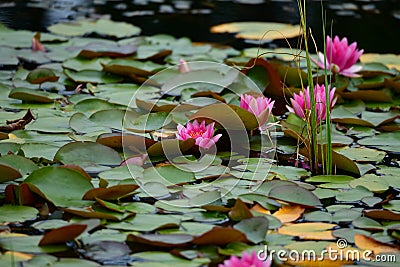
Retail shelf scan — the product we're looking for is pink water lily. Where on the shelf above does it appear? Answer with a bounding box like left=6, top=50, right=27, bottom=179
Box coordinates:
left=176, top=119, right=221, bottom=149
left=240, top=94, right=275, bottom=130
left=219, top=251, right=272, bottom=267
left=314, top=35, right=364, bottom=77
left=287, top=84, right=337, bottom=124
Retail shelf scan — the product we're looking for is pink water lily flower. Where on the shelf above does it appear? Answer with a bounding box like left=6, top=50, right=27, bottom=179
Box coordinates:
left=287, top=84, right=337, bottom=124
left=240, top=94, right=275, bottom=130
left=176, top=119, right=222, bottom=149
left=219, top=251, right=272, bottom=267
left=314, top=35, right=364, bottom=77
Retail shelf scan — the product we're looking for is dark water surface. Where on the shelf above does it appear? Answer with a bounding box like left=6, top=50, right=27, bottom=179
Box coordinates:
left=1, top=0, right=400, bottom=53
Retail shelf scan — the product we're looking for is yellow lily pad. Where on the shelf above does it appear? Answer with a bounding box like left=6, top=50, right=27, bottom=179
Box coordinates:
left=210, top=22, right=301, bottom=41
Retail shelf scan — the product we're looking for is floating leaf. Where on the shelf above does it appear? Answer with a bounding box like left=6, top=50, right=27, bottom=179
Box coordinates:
left=190, top=103, right=259, bottom=130
left=0, top=236, right=68, bottom=253
left=64, top=69, right=123, bottom=84
left=336, top=186, right=374, bottom=202
left=333, top=147, right=386, bottom=163
left=124, top=112, right=171, bottom=133
left=354, top=234, right=400, bottom=254
left=278, top=222, right=337, bottom=240
left=364, top=209, right=400, bottom=221
left=127, top=234, right=193, bottom=247
left=26, top=68, right=59, bottom=84
left=0, top=163, right=22, bottom=182
left=233, top=216, right=268, bottom=243
left=192, top=227, right=247, bottom=245
left=54, top=141, right=122, bottom=169
left=268, top=185, right=322, bottom=207
left=142, top=165, right=196, bottom=186
left=48, top=18, right=141, bottom=38
left=103, top=59, right=163, bottom=77
left=211, top=22, right=301, bottom=41
left=358, top=132, right=400, bottom=153
left=24, top=166, right=94, bottom=207
left=349, top=174, right=389, bottom=193
left=147, top=139, right=195, bottom=157
left=110, top=214, right=180, bottom=232
left=82, top=184, right=139, bottom=201
left=228, top=198, right=253, bottom=221
left=78, top=43, right=136, bottom=59
left=0, top=205, right=38, bottom=224
left=63, top=57, right=111, bottom=71
left=9, top=87, right=56, bottom=103
left=272, top=205, right=305, bottom=224
left=39, top=224, right=87, bottom=246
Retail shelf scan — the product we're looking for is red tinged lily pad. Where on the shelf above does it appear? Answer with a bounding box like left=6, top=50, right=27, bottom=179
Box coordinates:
left=77, top=43, right=137, bottom=59
left=146, top=139, right=195, bottom=157
left=192, top=227, right=248, bottom=245
left=364, top=209, right=400, bottom=221
left=39, top=224, right=87, bottom=246
left=82, top=184, right=139, bottom=201
left=5, top=183, right=38, bottom=206
left=242, top=58, right=282, bottom=97
left=26, top=68, right=59, bottom=84
left=190, top=103, right=259, bottom=130
left=0, top=163, right=22, bottom=183
left=97, top=132, right=156, bottom=152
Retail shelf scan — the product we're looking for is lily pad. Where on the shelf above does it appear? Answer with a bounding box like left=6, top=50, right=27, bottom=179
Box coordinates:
left=8, top=87, right=56, bottom=103
left=0, top=205, right=38, bottom=223
left=268, top=184, right=322, bottom=208
left=210, top=22, right=301, bottom=41
left=54, top=141, right=122, bottom=169
left=24, top=166, right=94, bottom=207
left=48, top=18, right=141, bottom=38
left=64, top=69, right=123, bottom=84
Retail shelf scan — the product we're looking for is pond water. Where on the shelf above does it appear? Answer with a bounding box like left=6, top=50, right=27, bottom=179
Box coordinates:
left=1, top=0, right=400, bottom=53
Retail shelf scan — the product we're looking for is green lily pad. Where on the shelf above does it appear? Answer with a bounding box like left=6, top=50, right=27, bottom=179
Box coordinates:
left=124, top=112, right=172, bottom=133
left=64, top=69, right=123, bottom=84
left=24, top=166, right=94, bottom=207
left=109, top=214, right=180, bottom=232
left=233, top=216, right=269, bottom=244
left=0, top=205, right=38, bottom=223
left=8, top=87, right=56, bottom=103
left=268, top=184, right=322, bottom=208
left=142, top=165, right=196, bottom=186
left=358, top=132, right=400, bottom=153
left=349, top=174, right=389, bottom=193
left=48, top=18, right=141, bottom=38
left=0, top=236, right=68, bottom=253
left=335, top=186, right=373, bottom=202
left=63, top=57, right=111, bottom=71
left=54, top=141, right=122, bottom=169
